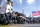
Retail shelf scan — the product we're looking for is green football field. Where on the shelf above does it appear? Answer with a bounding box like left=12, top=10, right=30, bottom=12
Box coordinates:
left=0, top=24, right=10, bottom=27
left=0, top=24, right=20, bottom=27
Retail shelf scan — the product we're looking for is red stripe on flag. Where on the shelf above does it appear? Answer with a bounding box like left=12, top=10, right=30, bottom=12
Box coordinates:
left=38, top=11, right=40, bottom=15
left=32, top=11, right=39, bottom=16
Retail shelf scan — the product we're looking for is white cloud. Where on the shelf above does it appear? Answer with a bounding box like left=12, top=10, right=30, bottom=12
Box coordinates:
left=27, top=0, right=35, bottom=4
left=19, top=0, right=22, bottom=4
left=15, top=0, right=22, bottom=4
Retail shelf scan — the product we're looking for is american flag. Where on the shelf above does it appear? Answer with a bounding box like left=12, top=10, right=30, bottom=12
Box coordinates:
left=38, top=11, right=40, bottom=15
left=32, top=11, right=39, bottom=16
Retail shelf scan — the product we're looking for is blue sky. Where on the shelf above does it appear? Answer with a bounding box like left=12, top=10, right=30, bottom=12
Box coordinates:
left=1, top=0, right=40, bottom=17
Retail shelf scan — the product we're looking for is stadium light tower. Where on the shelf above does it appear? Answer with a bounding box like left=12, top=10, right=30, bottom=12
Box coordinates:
left=22, top=8, right=24, bottom=14
left=0, top=0, right=2, bottom=9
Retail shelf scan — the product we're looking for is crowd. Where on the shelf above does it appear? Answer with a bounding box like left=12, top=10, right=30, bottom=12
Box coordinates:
left=1, top=0, right=40, bottom=25
left=0, top=12, right=26, bottom=25
left=26, top=17, right=40, bottom=24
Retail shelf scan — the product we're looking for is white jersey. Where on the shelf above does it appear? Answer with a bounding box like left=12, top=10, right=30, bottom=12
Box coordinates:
left=6, top=4, right=13, bottom=13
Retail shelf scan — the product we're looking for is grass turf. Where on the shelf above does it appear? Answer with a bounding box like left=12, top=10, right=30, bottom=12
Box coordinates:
left=0, top=24, right=10, bottom=27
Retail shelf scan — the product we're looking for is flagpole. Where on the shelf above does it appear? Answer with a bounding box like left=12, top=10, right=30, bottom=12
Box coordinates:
left=38, top=10, right=39, bottom=17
